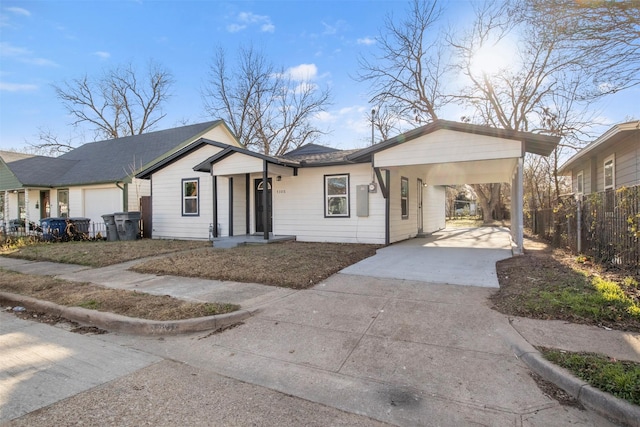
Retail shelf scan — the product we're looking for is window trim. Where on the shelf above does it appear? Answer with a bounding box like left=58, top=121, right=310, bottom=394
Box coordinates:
left=603, top=155, right=615, bottom=190
left=401, top=176, right=409, bottom=219
left=57, top=189, right=69, bottom=218
left=576, top=170, right=584, bottom=197
left=324, top=173, right=350, bottom=218
left=182, top=178, right=200, bottom=216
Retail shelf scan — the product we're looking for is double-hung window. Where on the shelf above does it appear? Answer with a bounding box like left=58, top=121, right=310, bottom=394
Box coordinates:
left=603, top=155, right=615, bottom=190
left=576, top=170, right=584, bottom=198
left=182, top=178, right=199, bottom=216
left=325, top=174, right=349, bottom=217
left=401, top=177, right=409, bottom=219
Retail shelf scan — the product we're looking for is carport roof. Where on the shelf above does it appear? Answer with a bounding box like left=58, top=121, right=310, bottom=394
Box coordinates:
left=347, top=120, right=560, bottom=163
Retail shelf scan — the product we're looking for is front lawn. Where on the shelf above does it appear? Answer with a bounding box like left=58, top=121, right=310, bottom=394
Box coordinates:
left=132, top=241, right=380, bottom=289
left=1, top=238, right=211, bottom=267
left=492, top=238, right=640, bottom=332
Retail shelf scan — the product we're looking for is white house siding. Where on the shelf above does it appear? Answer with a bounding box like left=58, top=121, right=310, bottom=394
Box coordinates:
left=231, top=174, right=247, bottom=236
left=150, top=145, right=224, bottom=240
left=272, top=164, right=386, bottom=244
left=388, top=168, right=421, bottom=243
left=128, top=178, right=150, bottom=212
left=68, top=187, right=83, bottom=219
left=374, top=129, right=522, bottom=167
left=423, top=185, right=445, bottom=234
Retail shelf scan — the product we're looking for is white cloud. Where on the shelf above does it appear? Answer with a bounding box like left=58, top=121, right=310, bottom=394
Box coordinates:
left=226, top=23, right=246, bottom=33
left=0, top=42, right=58, bottom=66
left=0, top=81, right=38, bottom=92
left=227, top=12, right=274, bottom=33
left=93, top=51, right=111, bottom=60
left=6, top=7, right=31, bottom=16
left=0, top=41, right=29, bottom=57
left=321, top=20, right=347, bottom=36
left=314, top=111, right=335, bottom=123
left=285, top=64, right=318, bottom=81
left=357, top=37, right=375, bottom=46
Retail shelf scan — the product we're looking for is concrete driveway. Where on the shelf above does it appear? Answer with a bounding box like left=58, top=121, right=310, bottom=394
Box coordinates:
left=341, top=227, right=514, bottom=287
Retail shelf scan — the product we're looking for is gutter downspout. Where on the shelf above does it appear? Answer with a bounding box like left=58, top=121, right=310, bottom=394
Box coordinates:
left=115, top=182, right=129, bottom=212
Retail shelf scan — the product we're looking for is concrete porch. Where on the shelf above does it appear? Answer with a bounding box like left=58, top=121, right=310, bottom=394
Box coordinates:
left=212, top=233, right=296, bottom=249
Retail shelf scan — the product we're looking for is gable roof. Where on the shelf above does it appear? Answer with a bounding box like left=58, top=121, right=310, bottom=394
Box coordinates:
left=347, top=119, right=560, bottom=163
left=1, top=121, right=230, bottom=188
left=558, top=121, right=640, bottom=175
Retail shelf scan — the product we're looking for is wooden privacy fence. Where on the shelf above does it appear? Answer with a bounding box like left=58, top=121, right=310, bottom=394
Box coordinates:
left=525, top=185, right=640, bottom=272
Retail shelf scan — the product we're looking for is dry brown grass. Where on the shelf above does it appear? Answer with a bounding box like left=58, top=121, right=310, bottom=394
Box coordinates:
left=2, top=239, right=211, bottom=267
left=133, top=241, right=380, bottom=289
left=0, top=270, right=238, bottom=321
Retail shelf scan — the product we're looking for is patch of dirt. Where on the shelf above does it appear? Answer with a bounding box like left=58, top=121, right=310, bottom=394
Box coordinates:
left=528, top=371, right=584, bottom=409
left=3, top=305, right=108, bottom=334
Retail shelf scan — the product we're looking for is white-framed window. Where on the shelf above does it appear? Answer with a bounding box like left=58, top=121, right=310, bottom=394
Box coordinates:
left=603, top=155, right=615, bottom=190
left=576, top=170, right=584, bottom=197
left=325, top=174, right=349, bottom=217
left=401, top=177, right=409, bottom=219
left=57, top=189, right=69, bottom=218
left=182, top=178, right=199, bottom=216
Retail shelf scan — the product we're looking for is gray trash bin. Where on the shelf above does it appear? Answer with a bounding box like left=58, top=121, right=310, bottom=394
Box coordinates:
left=69, top=217, right=90, bottom=234
left=114, top=211, right=141, bottom=241
left=102, top=214, right=119, bottom=241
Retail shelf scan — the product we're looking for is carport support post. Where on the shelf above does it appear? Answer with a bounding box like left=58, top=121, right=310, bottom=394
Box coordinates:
left=263, top=160, right=269, bottom=240
left=513, top=158, right=524, bottom=254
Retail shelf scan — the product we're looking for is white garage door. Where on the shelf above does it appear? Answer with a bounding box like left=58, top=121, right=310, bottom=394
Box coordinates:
left=83, top=188, right=122, bottom=226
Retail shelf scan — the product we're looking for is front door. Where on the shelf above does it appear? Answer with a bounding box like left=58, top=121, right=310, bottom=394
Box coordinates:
left=254, top=178, right=272, bottom=233
left=40, top=190, right=50, bottom=219
left=417, top=179, right=423, bottom=234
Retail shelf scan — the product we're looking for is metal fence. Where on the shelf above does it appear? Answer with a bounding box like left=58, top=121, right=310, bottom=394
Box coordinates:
left=1, top=220, right=108, bottom=240
left=525, top=185, right=640, bottom=272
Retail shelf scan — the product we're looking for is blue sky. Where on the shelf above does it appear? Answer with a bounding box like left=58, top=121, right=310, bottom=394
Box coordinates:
left=0, top=0, right=637, bottom=154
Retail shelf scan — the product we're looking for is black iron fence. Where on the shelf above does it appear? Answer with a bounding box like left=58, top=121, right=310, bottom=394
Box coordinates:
left=525, top=185, right=640, bottom=273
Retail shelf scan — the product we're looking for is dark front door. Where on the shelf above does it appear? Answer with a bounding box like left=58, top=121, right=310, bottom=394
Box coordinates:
left=255, top=178, right=272, bottom=233
left=140, top=196, right=152, bottom=239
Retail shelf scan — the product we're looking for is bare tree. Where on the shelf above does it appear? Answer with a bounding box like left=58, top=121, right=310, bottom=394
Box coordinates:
left=359, top=0, right=639, bottom=222
left=356, top=0, right=448, bottom=125
left=53, top=61, right=174, bottom=141
left=202, top=45, right=331, bottom=155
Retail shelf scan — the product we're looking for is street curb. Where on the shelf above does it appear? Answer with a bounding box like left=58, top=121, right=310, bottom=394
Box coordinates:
left=499, top=325, right=640, bottom=427
left=0, top=291, right=256, bottom=336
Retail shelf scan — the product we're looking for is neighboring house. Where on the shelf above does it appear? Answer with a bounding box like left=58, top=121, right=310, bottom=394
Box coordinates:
left=558, top=121, right=640, bottom=197
left=0, top=121, right=241, bottom=233
left=137, top=119, right=559, bottom=253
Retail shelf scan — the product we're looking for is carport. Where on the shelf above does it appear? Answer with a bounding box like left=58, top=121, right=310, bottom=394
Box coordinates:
left=347, top=121, right=560, bottom=254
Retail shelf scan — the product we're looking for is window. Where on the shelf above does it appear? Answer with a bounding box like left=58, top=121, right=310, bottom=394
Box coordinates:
left=57, top=189, right=69, bottom=217
left=603, top=155, right=615, bottom=190
left=401, top=177, right=409, bottom=219
left=325, top=174, right=349, bottom=217
left=18, top=191, right=26, bottom=219
left=182, top=178, right=199, bottom=216
left=576, top=170, right=584, bottom=197
left=0, top=192, right=4, bottom=222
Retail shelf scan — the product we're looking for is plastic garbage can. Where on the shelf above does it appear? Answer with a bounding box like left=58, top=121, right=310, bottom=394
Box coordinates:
left=102, top=214, right=119, bottom=241
left=40, top=217, right=67, bottom=240
left=114, top=211, right=141, bottom=241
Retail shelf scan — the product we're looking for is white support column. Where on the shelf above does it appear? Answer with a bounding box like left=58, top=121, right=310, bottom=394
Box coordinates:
left=3, top=190, right=8, bottom=232
left=512, top=159, right=524, bottom=255
left=24, top=189, right=30, bottom=233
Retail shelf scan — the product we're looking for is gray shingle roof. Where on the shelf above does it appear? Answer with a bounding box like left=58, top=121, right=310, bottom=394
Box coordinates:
left=2, top=121, right=223, bottom=187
